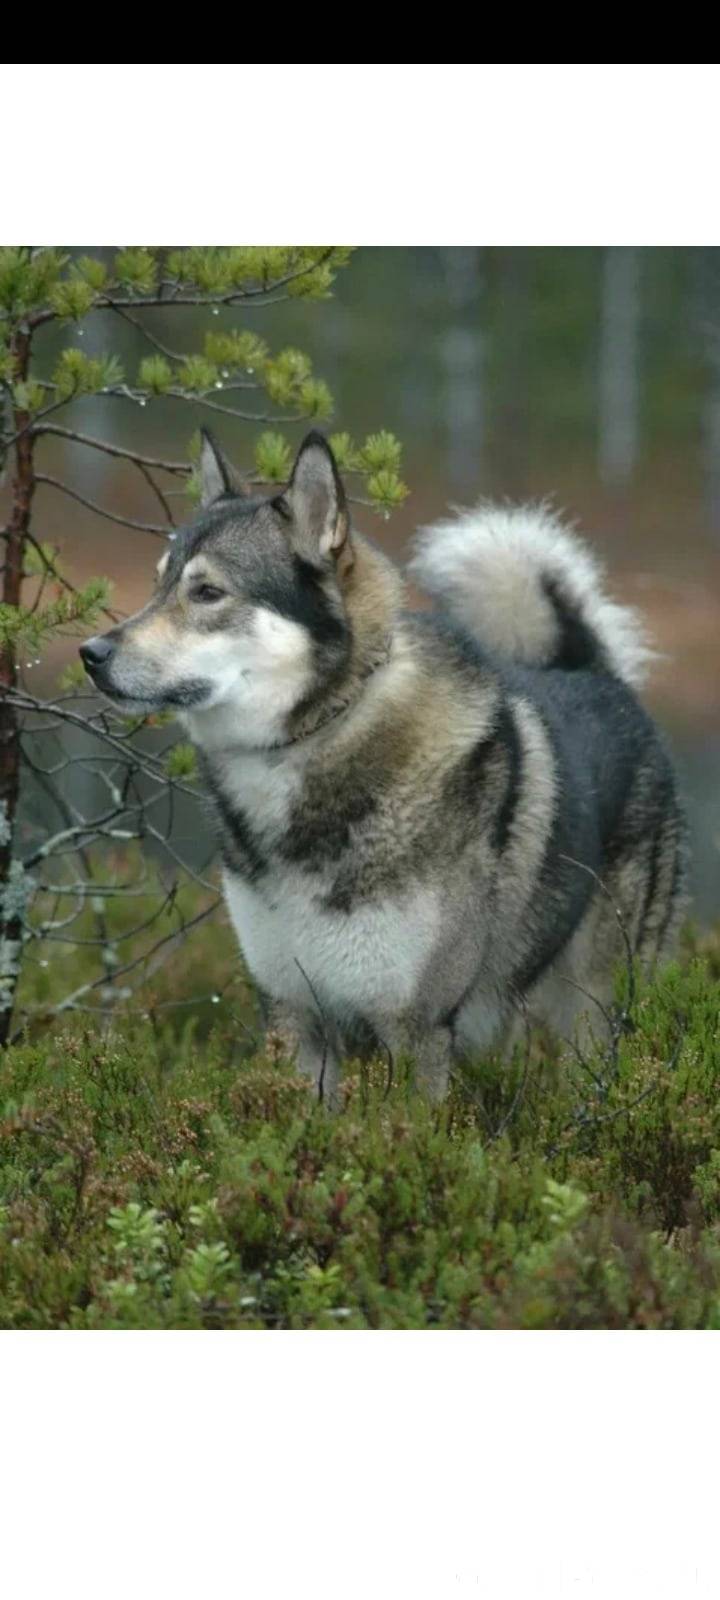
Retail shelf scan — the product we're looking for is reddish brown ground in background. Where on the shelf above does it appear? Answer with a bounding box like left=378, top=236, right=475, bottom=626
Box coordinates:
left=20, top=449, right=719, bottom=736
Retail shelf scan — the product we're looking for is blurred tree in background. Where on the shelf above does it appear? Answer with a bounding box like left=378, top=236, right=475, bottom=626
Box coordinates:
left=0, top=246, right=408, bottom=1043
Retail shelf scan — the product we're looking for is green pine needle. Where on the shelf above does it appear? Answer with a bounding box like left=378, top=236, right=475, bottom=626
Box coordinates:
left=328, top=432, right=360, bottom=471
left=365, top=469, right=409, bottom=509
left=49, top=275, right=97, bottom=322
left=360, top=430, right=403, bottom=474
left=176, top=356, right=219, bottom=393
left=114, top=248, right=158, bottom=296
left=165, top=743, right=198, bottom=781
left=138, top=356, right=173, bottom=394
left=254, top=431, right=292, bottom=482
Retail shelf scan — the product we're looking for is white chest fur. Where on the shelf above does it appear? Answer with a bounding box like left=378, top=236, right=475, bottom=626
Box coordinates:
left=223, top=869, right=442, bottom=1023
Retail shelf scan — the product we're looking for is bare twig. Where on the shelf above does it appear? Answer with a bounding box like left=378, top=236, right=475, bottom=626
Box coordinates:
left=493, top=1013, right=533, bottom=1139
left=35, top=473, right=168, bottom=536
left=23, top=531, right=121, bottom=623
left=558, top=854, right=637, bottom=1024
left=36, top=425, right=189, bottom=474
left=293, top=956, right=330, bottom=1103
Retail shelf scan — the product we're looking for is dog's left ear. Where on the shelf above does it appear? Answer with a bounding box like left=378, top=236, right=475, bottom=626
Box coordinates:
left=286, top=431, right=349, bottom=561
left=199, top=429, right=249, bottom=508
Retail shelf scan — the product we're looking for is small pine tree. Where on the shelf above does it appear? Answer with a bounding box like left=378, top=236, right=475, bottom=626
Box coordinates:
left=0, top=246, right=408, bottom=1043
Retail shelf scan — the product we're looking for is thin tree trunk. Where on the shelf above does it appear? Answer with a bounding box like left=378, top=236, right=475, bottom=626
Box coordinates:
left=692, top=247, right=720, bottom=533
left=0, top=327, right=35, bottom=1044
left=598, top=247, right=640, bottom=489
left=493, top=249, right=531, bottom=498
left=439, top=248, right=484, bottom=495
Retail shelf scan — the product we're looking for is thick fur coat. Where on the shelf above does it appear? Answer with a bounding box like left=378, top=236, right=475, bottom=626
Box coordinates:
left=80, top=432, right=687, bottom=1101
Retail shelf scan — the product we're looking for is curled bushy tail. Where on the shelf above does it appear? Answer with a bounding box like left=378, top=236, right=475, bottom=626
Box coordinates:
left=408, top=501, right=654, bottom=687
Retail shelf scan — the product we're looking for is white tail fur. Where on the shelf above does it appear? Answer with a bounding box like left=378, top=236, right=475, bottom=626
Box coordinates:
left=407, top=501, right=654, bottom=687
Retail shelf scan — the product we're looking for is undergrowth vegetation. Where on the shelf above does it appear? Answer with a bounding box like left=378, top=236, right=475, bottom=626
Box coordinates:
left=2, top=931, right=719, bottom=1328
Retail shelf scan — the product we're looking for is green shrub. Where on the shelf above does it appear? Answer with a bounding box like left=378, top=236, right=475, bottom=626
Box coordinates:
left=1, top=948, right=719, bottom=1329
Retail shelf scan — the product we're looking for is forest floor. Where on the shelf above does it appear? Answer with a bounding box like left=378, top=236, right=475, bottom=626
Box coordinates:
left=2, top=926, right=720, bottom=1329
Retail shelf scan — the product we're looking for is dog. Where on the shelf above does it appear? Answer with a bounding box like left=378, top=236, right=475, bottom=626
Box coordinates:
left=80, top=428, right=687, bottom=1102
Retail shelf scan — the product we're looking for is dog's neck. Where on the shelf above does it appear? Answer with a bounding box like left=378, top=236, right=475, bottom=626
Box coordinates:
left=277, top=632, right=393, bottom=748
left=282, top=530, right=403, bottom=742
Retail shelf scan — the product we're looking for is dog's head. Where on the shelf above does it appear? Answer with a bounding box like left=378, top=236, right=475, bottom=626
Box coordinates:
left=80, top=430, right=357, bottom=746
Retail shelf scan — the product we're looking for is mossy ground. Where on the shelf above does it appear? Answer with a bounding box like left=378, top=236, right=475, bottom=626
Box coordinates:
left=2, top=921, right=719, bottom=1329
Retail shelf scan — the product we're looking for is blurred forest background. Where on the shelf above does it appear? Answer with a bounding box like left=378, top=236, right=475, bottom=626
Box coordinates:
left=7, top=245, right=720, bottom=921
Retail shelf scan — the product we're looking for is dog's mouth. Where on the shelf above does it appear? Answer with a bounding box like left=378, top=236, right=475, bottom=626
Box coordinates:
left=81, top=662, right=212, bottom=711
left=82, top=673, right=167, bottom=716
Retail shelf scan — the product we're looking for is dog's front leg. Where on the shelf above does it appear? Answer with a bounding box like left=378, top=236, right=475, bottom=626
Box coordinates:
left=379, top=1018, right=453, bottom=1102
left=265, top=1004, right=341, bottom=1107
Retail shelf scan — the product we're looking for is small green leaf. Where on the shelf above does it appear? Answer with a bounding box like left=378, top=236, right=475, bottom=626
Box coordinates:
left=138, top=356, right=173, bottom=394
left=204, top=330, right=268, bottom=371
left=185, top=467, right=202, bottom=503
left=329, top=432, right=360, bottom=471
left=299, top=378, right=333, bottom=419
left=49, top=276, right=97, bottom=321
left=254, top=431, right=292, bottom=482
left=12, top=381, right=45, bottom=415
left=76, top=256, right=108, bottom=291
left=0, top=247, right=67, bottom=315
left=165, top=743, right=197, bottom=780
left=114, top=248, right=158, bottom=295
left=53, top=349, right=124, bottom=400
left=58, top=660, right=88, bottom=692
left=0, top=578, right=112, bottom=652
left=176, top=355, right=219, bottom=393
left=263, top=347, right=313, bottom=408
left=23, top=541, right=62, bottom=579
left=365, top=469, right=409, bottom=509
left=359, top=430, right=403, bottom=474
left=0, top=340, right=15, bottom=382
left=167, top=248, right=232, bottom=294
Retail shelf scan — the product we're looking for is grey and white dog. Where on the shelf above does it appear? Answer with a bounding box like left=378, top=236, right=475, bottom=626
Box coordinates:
left=80, top=430, right=687, bottom=1101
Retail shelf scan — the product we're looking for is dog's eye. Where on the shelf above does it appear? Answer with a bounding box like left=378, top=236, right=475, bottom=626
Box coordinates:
left=191, top=584, right=226, bottom=604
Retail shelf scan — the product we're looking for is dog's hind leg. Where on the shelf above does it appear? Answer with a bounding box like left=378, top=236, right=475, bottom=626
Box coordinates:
left=520, top=899, right=617, bottom=1055
left=631, top=811, right=688, bottom=972
left=453, top=988, right=514, bottom=1063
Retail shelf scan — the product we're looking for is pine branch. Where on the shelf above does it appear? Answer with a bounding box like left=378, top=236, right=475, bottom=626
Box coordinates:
left=23, top=532, right=122, bottom=622
left=27, top=250, right=338, bottom=329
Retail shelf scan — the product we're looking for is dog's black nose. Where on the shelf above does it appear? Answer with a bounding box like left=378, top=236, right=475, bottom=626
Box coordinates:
left=80, top=636, right=114, bottom=669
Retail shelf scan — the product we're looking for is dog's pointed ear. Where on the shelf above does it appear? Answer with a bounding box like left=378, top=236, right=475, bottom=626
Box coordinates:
left=199, top=429, right=249, bottom=508
left=286, top=431, right=349, bottom=560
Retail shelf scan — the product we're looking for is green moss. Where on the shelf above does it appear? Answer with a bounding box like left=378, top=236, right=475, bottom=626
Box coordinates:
left=2, top=947, right=720, bottom=1328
